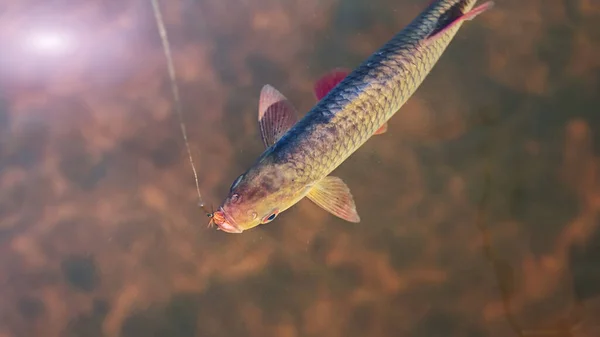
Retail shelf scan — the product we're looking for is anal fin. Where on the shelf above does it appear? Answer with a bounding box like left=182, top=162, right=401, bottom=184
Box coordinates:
left=374, top=123, right=388, bottom=135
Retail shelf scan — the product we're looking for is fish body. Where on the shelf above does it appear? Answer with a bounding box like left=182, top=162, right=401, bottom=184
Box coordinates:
left=212, top=0, right=493, bottom=233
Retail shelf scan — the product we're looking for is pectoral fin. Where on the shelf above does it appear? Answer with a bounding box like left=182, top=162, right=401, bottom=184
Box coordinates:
left=313, top=68, right=350, bottom=101
left=306, top=176, right=360, bottom=223
left=258, top=85, right=298, bottom=148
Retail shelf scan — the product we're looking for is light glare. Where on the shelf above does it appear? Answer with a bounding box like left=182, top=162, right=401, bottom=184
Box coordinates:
left=25, top=30, right=73, bottom=55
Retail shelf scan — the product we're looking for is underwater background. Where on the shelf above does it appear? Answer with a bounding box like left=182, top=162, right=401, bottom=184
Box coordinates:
left=0, top=0, right=599, bottom=336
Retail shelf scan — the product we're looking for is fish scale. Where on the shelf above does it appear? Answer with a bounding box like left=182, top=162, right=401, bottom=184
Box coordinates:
left=213, top=0, right=493, bottom=233
left=275, top=1, right=477, bottom=186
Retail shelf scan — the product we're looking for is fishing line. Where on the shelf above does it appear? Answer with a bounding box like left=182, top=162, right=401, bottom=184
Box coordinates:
left=150, top=0, right=213, bottom=218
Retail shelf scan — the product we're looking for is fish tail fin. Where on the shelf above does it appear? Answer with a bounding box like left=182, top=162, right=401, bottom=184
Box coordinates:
left=462, top=1, right=494, bottom=21
left=426, top=1, right=494, bottom=41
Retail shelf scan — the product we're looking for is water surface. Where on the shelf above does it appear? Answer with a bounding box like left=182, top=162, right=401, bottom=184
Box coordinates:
left=1, top=0, right=599, bottom=336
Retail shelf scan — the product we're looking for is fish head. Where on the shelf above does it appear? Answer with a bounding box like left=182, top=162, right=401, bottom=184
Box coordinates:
left=212, top=162, right=303, bottom=233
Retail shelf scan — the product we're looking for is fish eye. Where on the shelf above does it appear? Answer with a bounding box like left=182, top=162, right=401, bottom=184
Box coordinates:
left=261, top=210, right=279, bottom=223
left=230, top=193, right=241, bottom=203
left=230, top=174, right=244, bottom=192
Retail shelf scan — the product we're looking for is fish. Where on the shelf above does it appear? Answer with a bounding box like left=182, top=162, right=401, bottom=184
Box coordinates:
left=210, top=0, right=494, bottom=233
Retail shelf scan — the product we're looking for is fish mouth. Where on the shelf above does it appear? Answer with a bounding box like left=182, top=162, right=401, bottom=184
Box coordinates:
left=213, top=207, right=243, bottom=234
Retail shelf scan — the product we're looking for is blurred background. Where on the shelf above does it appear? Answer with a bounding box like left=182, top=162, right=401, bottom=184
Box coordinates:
left=0, top=0, right=599, bottom=336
